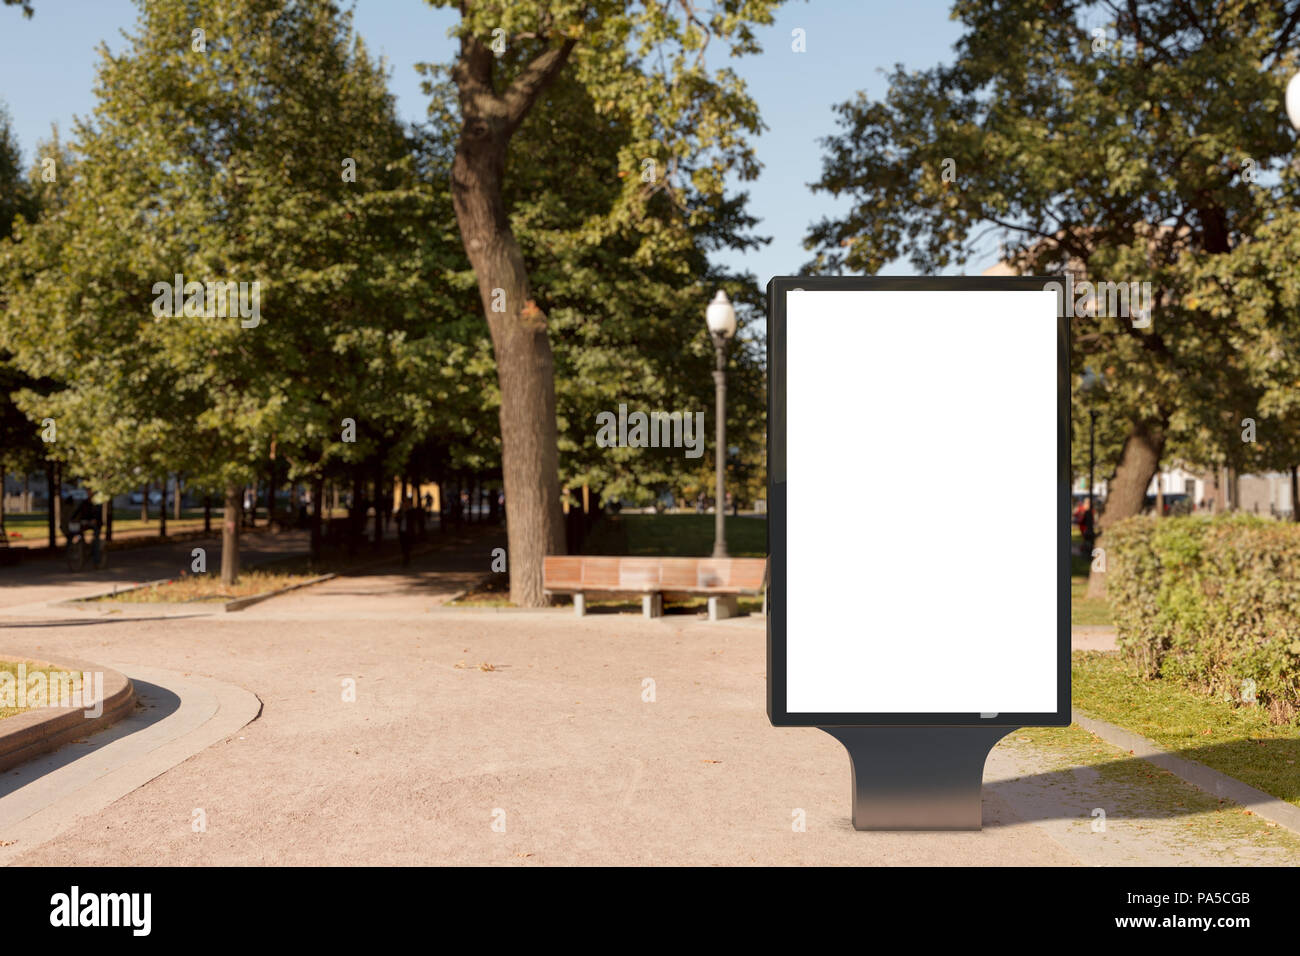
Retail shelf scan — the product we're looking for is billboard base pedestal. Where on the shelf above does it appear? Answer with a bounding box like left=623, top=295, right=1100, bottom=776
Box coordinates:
left=820, top=726, right=1015, bottom=830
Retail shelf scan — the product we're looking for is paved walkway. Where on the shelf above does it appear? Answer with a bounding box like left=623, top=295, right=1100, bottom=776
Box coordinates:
left=0, top=532, right=1295, bottom=865
left=1071, top=626, right=1117, bottom=651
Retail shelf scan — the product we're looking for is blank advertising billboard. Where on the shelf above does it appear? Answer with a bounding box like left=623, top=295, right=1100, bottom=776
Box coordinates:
left=767, top=276, right=1070, bottom=727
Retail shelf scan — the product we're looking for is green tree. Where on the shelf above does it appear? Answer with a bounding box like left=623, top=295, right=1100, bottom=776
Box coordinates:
left=418, top=59, right=769, bottom=521
left=0, top=107, right=51, bottom=535
left=1, top=0, right=446, bottom=581
left=804, top=0, right=1300, bottom=592
left=425, top=0, right=781, bottom=605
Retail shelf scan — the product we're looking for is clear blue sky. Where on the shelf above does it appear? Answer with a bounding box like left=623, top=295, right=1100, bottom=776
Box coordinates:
left=0, top=0, right=996, bottom=280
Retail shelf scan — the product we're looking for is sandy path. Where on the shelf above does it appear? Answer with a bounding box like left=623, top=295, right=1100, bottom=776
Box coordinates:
left=1, top=597, right=1294, bottom=864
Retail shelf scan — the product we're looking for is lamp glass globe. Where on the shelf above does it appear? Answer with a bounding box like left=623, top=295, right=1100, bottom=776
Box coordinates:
left=1287, top=72, right=1300, bottom=131
left=706, top=290, right=736, bottom=337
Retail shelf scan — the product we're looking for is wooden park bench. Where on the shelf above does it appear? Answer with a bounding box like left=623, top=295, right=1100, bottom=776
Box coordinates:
left=543, top=555, right=768, bottom=621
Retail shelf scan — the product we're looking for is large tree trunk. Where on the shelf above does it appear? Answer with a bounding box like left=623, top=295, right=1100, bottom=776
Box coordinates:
left=1087, top=423, right=1164, bottom=599
left=449, top=71, right=567, bottom=606
left=140, top=483, right=148, bottom=522
left=1291, top=465, right=1298, bottom=522
left=158, top=477, right=167, bottom=538
left=221, top=484, right=241, bottom=586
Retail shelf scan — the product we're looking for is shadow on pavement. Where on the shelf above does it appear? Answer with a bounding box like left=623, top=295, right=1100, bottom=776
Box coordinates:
left=0, top=679, right=181, bottom=799
left=979, top=737, right=1300, bottom=826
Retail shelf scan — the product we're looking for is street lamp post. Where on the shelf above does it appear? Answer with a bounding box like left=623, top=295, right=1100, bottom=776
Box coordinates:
left=706, top=290, right=736, bottom=558
left=1286, top=73, right=1300, bottom=519
left=1088, top=409, right=1097, bottom=523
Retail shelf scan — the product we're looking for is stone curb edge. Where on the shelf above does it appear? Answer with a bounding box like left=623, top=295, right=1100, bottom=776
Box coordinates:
left=1072, top=708, right=1300, bottom=836
left=58, top=578, right=175, bottom=605
left=0, top=655, right=137, bottom=774
left=223, top=573, right=337, bottom=611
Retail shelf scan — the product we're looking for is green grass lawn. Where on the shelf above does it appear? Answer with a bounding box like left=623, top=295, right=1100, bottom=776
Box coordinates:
left=583, top=512, right=766, bottom=558
left=1071, top=576, right=1113, bottom=626
left=1070, top=541, right=1112, bottom=627
left=1072, top=650, right=1300, bottom=808
left=2, top=508, right=211, bottom=541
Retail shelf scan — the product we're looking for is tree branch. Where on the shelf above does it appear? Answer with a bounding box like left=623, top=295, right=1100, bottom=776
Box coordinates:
left=502, top=39, right=578, bottom=136
left=451, top=32, right=495, bottom=103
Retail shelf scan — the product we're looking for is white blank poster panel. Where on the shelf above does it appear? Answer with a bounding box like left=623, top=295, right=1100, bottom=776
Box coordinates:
left=784, top=289, right=1058, bottom=714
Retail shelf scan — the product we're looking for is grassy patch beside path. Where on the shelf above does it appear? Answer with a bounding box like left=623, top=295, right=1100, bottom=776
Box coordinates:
left=96, top=568, right=324, bottom=603
left=1072, top=650, right=1300, bottom=808
left=0, top=660, right=85, bottom=720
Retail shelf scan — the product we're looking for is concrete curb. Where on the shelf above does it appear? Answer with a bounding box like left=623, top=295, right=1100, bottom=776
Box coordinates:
left=58, top=577, right=174, bottom=605
left=0, top=664, right=262, bottom=862
left=436, top=572, right=497, bottom=608
left=1072, top=708, right=1300, bottom=836
left=0, top=654, right=137, bottom=773
left=223, top=573, right=336, bottom=612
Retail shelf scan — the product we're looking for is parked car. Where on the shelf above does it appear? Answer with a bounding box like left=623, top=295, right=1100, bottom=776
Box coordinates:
left=1141, top=493, right=1190, bottom=516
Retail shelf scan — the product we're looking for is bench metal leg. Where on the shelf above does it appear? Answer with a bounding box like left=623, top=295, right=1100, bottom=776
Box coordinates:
left=708, top=595, right=738, bottom=621
left=573, top=593, right=586, bottom=617
left=642, top=593, right=663, bottom=619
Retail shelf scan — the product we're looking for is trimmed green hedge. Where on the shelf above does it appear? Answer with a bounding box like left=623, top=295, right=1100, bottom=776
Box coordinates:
left=1106, top=514, right=1300, bottom=724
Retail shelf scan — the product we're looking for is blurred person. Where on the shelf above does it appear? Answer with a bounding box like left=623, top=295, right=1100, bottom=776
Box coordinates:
left=396, top=496, right=414, bottom=567
left=1077, top=498, right=1095, bottom=553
